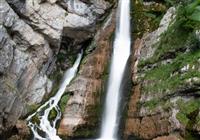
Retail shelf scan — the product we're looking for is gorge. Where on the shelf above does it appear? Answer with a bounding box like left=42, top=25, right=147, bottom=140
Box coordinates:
left=1, top=0, right=200, bottom=140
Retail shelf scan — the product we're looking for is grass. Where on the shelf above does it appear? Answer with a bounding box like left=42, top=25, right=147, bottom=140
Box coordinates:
left=139, top=0, right=200, bottom=67
left=176, top=99, right=200, bottom=126
left=59, top=93, right=69, bottom=113
left=138, top=1, right=200, bottom=95
left=143, top=99, right=159, bottom=110
left=142, top=48, right=200, bottom=95
left=131, top=0, right=166, bottom=37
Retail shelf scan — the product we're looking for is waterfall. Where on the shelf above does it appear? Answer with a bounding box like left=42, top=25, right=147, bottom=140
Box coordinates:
left=26, top=51, right=83, bottom=140
left=98, top=0, right=131, bottom=139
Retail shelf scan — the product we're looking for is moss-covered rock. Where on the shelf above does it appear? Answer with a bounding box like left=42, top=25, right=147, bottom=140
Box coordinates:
left=131, top=0, right=167, bottom=37
left=124, top=1, right=200, bottom=139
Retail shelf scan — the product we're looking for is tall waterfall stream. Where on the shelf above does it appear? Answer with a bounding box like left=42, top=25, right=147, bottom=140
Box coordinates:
left=98, top=0, right=131, bottom=139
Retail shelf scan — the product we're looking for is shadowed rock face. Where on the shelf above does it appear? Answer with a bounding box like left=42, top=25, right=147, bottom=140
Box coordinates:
left=0, top=0, right=114, bottom=136
left=58, top=10, right=116, bottom=138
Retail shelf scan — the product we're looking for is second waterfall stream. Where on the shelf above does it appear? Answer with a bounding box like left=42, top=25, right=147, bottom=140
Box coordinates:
left=26, top=52, right=83, bottom=140
left=99, top=0, right=131, bottom=139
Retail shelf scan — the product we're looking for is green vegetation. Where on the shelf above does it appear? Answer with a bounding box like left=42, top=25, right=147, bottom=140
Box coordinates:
left=143, top=99, right=159, bottom=110
left=143, top=98, right=173, bottom=111
left=49, top=108, right=57, bottom=121
left=59, top=93, right=69, bottom=113
left=131, top=0, right=167, bottom=37
left=26, top=104, right=40, bottom=115
left=48, top=93, right=69, bottom=120
left=143, top=50, right=200, bottom=94
left=176, top=99, right=200, bottom=127
left=139, top=2, right=200, bottom=67
left=139, top=0, right=200, bottom=95
left=138, top=1, right=200, bottom=119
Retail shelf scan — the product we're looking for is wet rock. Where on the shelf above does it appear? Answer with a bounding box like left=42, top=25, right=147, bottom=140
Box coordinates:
left=58, top=10, right=116, bottom=137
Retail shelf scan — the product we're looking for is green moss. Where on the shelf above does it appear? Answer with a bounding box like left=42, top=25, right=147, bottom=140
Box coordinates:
left=139, top=2, right=200, bottom=95
left=177, top=99, right=200, bottom=115
left=143, top=98, right=173, bottom=111
left=176, top=99, right=200, bottom=126
left=142, top=47, right=200, bottom=95
left=26, top=104, right=40, bottom=114
left=176, top=112, right=189, bottom=125
left=59, top=93, right=69, bottom=113
left=131, top=0, right=167, bottom=37
left=139, top=1, right=200, bottom=67
left=31, top=114, right=40, bottom=124
left=143, top=99, right=159, bottom=110
left=48, top=108, right=57, bottom=121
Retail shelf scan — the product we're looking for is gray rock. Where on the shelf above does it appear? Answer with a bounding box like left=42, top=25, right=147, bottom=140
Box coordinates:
left=7, top=0, right=112, bottom=46
left=25, top=74, right=52, bottom=104
left=0, top=0, right=53, bottom=134
left=139, top=7, right=176, bottom=61
left=0, top=26, right=14, bottom=74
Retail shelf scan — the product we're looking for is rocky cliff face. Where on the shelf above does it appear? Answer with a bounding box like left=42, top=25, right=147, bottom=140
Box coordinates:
left=124, top=1, right=200, bottom=139
left=0, top=0, right=114, bottom=138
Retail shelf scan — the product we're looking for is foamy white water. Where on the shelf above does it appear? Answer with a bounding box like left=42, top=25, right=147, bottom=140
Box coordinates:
left=26, top=52, right=83, bottom=140
left=98, top=0, right=131, bottom=139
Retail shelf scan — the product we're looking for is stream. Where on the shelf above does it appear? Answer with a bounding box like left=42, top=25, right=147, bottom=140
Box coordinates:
left=26, top=51, right=83, bottom=140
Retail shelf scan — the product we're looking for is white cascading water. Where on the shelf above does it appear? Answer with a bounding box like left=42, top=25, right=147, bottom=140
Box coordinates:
left=26, top=51, right=83, bottom=140
left=99, top=0, right=131, bottom=139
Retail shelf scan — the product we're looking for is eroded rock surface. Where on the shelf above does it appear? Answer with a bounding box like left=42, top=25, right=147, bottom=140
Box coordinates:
left=58, top=10, right=116, bottom=138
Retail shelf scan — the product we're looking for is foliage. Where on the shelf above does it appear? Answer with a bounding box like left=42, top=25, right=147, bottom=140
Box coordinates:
left=176, top=99, right=200, bottom=126
left=59, top=94, right=69, bottom=113
left=131, top=0, right=167, bottom=37
left=183, top=0, right=200, bottom=29
left=139, top=0, right=200, bottom=111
